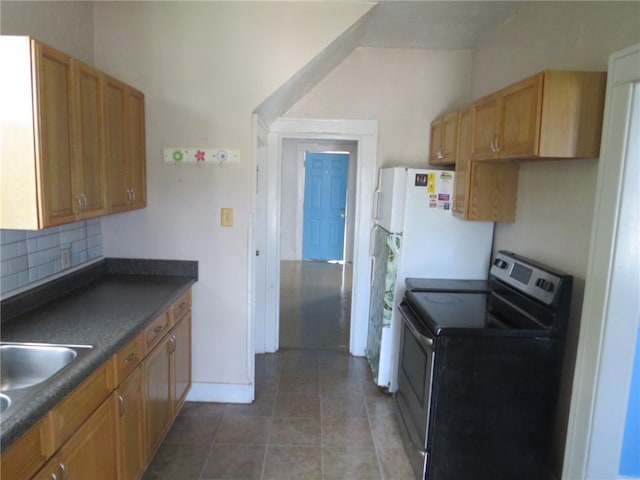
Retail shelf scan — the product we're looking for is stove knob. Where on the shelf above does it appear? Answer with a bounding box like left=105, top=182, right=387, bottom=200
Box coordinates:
left=494, top=259, right=508, bottom=269
left=544, top=281, right=555, bottom=292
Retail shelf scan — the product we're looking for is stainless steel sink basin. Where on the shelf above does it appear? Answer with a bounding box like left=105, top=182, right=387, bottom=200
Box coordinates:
left=1, top=344, right=79, bottom=391
left=0, top=342, right=93, bottom=422
left=0, top=393, right=10, bottom=414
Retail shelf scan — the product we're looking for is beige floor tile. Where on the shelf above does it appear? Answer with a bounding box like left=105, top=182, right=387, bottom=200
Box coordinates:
left=376, top=447, right=416, bottom=480
left=322, top=446, right=382, bottom=480
left=142, top=442, right=211, bottom=480
left=214, top=414, right=271, bottom=444
left=269, top=417, right=321, bottom=446
left=274, top=394, right=321, bottom=418
left=370, top=416, right=405, bottom=450
left=201, top=444, right=266, bottom=479
left=278, top=375, right=320, bottom=396
left=322, top=417, right=375, bottom=448
left=263, top=445, right=322, bottom=479
left=225, top=393, right=275, bottom=417
left=321, top=393, right=368, bottom=419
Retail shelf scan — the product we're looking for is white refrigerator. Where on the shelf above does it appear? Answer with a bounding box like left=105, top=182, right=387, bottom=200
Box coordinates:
left=366, top=167, right=494, bottom=391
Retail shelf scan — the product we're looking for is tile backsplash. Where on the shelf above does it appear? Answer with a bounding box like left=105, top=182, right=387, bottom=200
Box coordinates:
left=1, top=218, right=103, bottom=298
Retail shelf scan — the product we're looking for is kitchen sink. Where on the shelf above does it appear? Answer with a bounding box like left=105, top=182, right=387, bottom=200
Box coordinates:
left=0, top=393, right=10, bottom=414
left=1, top=344, right=81, bottom=391
left=0, top=342, right=93, bottom=422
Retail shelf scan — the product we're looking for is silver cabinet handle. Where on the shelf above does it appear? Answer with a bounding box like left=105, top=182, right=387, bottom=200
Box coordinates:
left=126, top=189, right=133, bottom=204
left=131, top=189, right=136, bottom=203
left=118, top=394, right=125, bottom=418
left=437, top=147, right=443, bottom=159
left=81, top=193, right=88, bottom=209
left=75, top=194, right=83, bottom=213
left=490, top=136, right=496, bottom=152
left=59, top=463, right=68, bottom=480
left=50, top=472, right=58, bottom=480
left=494, top=134, right=501, bottom=152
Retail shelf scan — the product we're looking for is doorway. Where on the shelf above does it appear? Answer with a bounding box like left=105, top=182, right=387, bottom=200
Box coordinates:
left=279, top=141, right=356, bottom=350
left=253, top=117, right=378, bottom=356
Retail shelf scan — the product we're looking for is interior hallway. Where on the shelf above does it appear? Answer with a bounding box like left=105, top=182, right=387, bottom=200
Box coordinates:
left=142, top=260, right=413, bottom=479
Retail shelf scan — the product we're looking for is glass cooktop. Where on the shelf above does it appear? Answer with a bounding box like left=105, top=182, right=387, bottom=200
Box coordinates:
left=405, top=290, right=488, bottom=334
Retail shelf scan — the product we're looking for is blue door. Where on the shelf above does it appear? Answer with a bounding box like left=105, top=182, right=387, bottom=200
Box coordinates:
left=302, top=152, right=349, bottom=261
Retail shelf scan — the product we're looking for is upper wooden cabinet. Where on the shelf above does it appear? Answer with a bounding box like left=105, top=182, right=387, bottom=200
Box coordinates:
left=0, top=36, right=145, bottom=230
left=470, top=70, right=607, bottom=161
left=453, top=107, right=519, bottom=222
left=429, top=110, right=459, bottom=165
left=105, top=76, right=147, bottom=213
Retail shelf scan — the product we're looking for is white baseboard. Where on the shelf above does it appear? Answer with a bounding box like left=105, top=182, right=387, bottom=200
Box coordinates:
left=186, top=382, right=254, bottom=404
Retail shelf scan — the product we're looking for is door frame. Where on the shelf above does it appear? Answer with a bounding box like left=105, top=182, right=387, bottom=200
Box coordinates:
left=256, top=117, right=378, bottom=355
left=562, top=43, right=640, bottom=479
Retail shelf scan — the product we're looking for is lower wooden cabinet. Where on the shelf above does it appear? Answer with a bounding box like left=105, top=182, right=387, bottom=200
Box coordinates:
left=144, top=330, right=173, bottom=458
left=144, top=312, right=192, bottom=459
left=33, top=395, right=118, bottom=480
left=116, top=366, right=146, bottom=480
left=173, top=312, right=192, bottom=413
left=3, top=289, right=193, bottom=480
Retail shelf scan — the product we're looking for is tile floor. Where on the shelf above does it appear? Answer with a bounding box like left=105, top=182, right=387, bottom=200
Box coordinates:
left=143, top=261, right=414, bottom=480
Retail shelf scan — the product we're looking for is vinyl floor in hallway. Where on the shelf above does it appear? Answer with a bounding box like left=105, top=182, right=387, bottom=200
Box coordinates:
left=143, top=261, right=414, bottom=480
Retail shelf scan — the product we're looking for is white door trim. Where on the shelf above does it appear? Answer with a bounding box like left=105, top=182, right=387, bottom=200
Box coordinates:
left=562, top=43, right=640, bottom=480
left=258, top=117, right=378, bottom=355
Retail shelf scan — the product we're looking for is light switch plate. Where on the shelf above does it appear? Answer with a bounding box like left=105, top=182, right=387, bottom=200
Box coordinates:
left=221, top=208, right=233, bottom=227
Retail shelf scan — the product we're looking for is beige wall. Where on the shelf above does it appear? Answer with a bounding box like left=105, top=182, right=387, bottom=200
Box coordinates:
left=287, top=47, right=473, bottom=168
left=470, top=1, right=640, bottom=474
left=92, top=1, right=370, bottom=389
left=0, top=0, right=94, bottom=63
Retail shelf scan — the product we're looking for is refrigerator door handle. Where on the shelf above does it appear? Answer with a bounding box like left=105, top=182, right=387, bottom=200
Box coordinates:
left=370, top=256, right=376, bottom=286
left=373, top=189, right=382, bottom=220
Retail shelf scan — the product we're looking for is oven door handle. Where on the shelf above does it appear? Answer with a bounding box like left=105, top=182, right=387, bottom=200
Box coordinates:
left=394, top=390, right=428, bottom=457
left=398, top=305, right=434, bottom=350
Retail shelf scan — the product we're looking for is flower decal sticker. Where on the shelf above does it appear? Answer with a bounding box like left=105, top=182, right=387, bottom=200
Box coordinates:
left=172, top=150, right=184, bottom=162
left=195, top=150, right=206, bottom=163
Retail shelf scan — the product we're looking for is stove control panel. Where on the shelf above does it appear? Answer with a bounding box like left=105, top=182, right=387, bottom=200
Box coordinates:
left=490, top=251, right=571, bottom=306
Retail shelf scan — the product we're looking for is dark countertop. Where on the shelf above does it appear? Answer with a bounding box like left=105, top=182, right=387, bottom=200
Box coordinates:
left=0, top=258, right=197, bottom=451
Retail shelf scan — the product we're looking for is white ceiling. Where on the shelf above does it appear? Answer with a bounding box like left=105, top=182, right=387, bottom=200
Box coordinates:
left=359, top=1, right=526, bottom=50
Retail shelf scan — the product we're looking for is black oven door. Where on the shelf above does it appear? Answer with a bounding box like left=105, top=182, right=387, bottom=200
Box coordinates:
left=395, top=302, right=436, bottom=480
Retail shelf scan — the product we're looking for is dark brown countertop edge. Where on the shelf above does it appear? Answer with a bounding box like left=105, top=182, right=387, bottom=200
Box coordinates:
left=1, top=258, right=199, bottom=323
left=0, top=258, right=198, bottom=451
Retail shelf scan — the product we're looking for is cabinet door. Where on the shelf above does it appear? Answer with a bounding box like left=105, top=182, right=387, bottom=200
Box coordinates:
left=34, top=42, right=77, bottom=226
left=128, top=89, right=147, bottom=210
left=35, top=396, right=118, bottom=480
left=105, top=77, right=130, bottom=213
left=497, top=73, right=542, bottom=158
left=429, top=118, right=444, bottom=164
left=470, top=94, right=498, bottom=161
left=172, top=312, right=192, bottom=413
left=116, top=367, right=146, bottom=480
left=440, top=110, right=459, bottom=163
left=74, top=60, right=108, bottom=218
left=144, top=334, right=173, bottom=458
left=453, top=108, right=471, bottom=219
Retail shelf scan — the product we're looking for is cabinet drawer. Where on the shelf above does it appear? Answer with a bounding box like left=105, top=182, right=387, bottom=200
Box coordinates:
left=51, top=359, right=115, bottom=449
left=145, top=310, right=171, bottom=353
left=0, top=415, right=54, bottom=480
left=115, top=332, right=144, bottom=385
left=172, top=290, right=192, bottom=322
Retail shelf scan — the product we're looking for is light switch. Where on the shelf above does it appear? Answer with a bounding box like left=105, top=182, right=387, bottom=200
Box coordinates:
left=221, top=208, right=233, bottom=227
